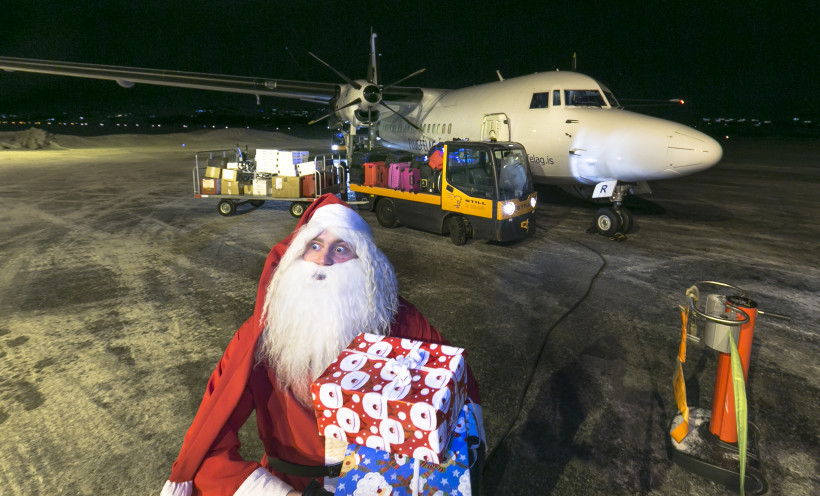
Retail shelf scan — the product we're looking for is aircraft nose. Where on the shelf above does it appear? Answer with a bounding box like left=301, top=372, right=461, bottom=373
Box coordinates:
left=666, top=128, right=722, bottom=174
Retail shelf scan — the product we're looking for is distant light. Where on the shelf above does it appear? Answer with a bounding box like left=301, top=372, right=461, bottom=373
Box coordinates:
left=725, top=135, right=730, bottom=140
left=181, top=144, right=185, bottom=147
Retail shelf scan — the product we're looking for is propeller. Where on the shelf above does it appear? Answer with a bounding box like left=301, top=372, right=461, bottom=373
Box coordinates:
left=305, top=34, right=425, bottom=131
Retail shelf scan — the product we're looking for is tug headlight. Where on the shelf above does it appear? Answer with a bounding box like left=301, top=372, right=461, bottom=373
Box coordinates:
left=502, top=202, right=516, bottom=216
left=530, top=196, right=537, bottom=208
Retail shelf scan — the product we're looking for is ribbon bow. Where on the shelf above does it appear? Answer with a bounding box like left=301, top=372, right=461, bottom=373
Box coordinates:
left=383, top=347, right=425, bottom=387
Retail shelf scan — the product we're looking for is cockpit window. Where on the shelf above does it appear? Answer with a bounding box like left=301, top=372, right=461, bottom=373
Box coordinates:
left=529, top=92, right=550, bottom=109
left=602, top=89, right=620, bottom=108
left=564, top=90, right=606, bottom=107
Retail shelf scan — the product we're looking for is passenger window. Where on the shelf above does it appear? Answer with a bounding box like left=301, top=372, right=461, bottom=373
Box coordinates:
left=448, top=123, right=452, bottom=134
left=529, top=92, right=550, bottom=109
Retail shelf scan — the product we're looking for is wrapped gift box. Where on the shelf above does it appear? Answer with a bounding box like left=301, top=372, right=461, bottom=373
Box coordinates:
left=312, top=333, right=468, bottom=464
left=335, top=405, right=475, bottom=496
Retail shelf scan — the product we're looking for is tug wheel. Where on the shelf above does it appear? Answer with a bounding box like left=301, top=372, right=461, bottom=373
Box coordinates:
left=376, top=199, right=398, bottom=228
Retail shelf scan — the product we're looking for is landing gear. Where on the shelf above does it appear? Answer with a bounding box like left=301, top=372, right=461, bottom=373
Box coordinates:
left=594, top=206, right=633, bottom=236
left=591, top=182, right=641, bottom=236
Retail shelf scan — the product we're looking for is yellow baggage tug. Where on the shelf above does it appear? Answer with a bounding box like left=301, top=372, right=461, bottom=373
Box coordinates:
left=350, top=141, right=537, bottom=245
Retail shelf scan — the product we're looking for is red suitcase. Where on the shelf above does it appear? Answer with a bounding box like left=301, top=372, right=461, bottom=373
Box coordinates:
left=375, top=162, right=389, bottom=187
left=301, top=174, right=316, bottom=197
left=364, top=161, right=384, bottom=187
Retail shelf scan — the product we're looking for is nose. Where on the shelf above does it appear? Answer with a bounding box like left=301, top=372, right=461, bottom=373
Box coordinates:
left=304, top=246, right=335, bottom=266
left=667, top=128, right=723, bottom=174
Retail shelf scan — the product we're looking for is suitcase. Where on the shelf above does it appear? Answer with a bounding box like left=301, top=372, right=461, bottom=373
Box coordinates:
left=376, top=162, right=389, bottom=188
left=349, top=164, right=365, bottom=185
left=400, top=167, right=420, bottom=192
left=388, top=162, right=410, bottom=189
left=364, top=161, right=384, bottom=187
left=301, top=174, right=316, bottom=198
left=418, top=164, right=435, bottom=193
left=428, top=149, right=444, bottom=172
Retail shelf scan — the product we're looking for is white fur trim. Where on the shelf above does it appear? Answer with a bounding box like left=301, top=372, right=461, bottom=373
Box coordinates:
left=307, top=203, right=372, bottom=238
left=234, top=467, right=294, bottom=496
left=161, top=480, right=192, bottom=496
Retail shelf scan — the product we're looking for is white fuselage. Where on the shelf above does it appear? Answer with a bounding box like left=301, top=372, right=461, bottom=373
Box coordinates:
left=377, top=71, right=722, bottom=185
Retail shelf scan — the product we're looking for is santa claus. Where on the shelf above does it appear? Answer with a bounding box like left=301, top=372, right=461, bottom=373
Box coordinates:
left=161, top=194, right=483, bottom=496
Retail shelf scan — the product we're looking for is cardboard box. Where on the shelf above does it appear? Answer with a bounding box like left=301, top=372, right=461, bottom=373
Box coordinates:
left=220, top=179, right=240, bottom=196
left=271, top=176, right=301, bottom=198
left=335, top=406, right=475, bottom=495
left=253, top=178, right=271, bottom=197
left=204, top=166, right=222, bottom=179
left=297, top=160, right=317, bottom=175
left=221, top=168, right=238, bottom=182
left=311, top=333, right=467, bottom=463
left=242, top=183, right=253, bottom=195
left=200, top=178, right=219, bottom=195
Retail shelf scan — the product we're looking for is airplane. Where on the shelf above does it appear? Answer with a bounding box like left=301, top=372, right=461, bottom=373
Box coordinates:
left=0, top=32, right=722, bottom=236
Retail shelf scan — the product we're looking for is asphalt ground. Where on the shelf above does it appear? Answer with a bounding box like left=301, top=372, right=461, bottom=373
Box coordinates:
left=0, top=129, right=817, bottom=495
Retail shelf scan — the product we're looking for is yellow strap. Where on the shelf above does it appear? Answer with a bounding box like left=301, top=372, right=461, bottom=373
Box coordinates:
left=677, top=305, right=688, bottom=363
left=671, top=358, right=690, bottom=442
left=670, top=305, right=690, bottom=442
left=729, top=331, right=748, bottom=496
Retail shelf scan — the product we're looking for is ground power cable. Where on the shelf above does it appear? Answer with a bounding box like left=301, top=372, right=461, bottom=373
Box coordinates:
left=484, top=231, right=608, bottom=466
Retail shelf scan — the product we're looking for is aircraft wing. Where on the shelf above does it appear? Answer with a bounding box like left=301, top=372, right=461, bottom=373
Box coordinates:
left=0, top=56, right=339, bottom=103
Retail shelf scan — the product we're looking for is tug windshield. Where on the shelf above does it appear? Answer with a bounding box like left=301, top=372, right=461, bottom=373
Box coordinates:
left=494, top=147, right=534, bottom=201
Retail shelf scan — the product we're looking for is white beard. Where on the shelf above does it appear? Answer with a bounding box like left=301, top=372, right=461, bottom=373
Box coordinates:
left=257, top=257, right=395, bottom=406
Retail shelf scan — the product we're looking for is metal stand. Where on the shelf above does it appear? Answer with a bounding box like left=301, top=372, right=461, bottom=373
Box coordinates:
left=669, top=407, right=768, bottom=494
left=668, top=281, right=771, bottom=494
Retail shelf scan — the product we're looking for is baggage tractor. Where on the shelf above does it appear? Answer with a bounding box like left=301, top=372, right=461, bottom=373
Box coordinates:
left=388, top=162, right=410, bottom=189
left=400, top=166, right=420, bottom=192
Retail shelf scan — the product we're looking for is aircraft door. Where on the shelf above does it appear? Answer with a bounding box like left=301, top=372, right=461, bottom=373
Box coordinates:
left=481, top=113, right=510, bottom=142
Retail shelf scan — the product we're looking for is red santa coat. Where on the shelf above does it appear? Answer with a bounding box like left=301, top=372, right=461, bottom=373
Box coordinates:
left=165, top=194, right=480, bottom=495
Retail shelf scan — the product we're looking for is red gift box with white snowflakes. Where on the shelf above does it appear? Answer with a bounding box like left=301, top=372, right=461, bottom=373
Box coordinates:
left=311, top=333, right=468, bottom=464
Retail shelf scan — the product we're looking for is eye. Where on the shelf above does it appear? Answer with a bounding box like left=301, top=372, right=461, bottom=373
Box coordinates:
left=334, top=244, right=347, bottom=254
left=310, top=242, right=321, bottom=251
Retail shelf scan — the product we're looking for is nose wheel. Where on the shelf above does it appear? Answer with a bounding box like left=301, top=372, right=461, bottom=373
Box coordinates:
left=594, top=206, right=633, bottom=236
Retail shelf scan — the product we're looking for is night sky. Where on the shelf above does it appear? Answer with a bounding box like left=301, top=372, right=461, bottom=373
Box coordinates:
left=2, top=1, right=817, bottom=121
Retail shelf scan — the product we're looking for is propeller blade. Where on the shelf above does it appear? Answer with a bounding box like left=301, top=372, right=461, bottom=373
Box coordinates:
left=308, top=51, right=361, bottom=90
left=307, top=98, right=362, bottom=125
left=379, top=101, right=422, bottom=131
left=383, top=68, right=426, bottom=91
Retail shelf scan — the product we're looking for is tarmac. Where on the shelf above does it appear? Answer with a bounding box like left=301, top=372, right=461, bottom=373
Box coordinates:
left=0, top=128, right=817, bottom=495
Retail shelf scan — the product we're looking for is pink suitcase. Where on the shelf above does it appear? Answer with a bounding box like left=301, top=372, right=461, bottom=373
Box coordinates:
left=400, top=167, right=420, bottom=192
left=387, top=162, right=410, bottom=189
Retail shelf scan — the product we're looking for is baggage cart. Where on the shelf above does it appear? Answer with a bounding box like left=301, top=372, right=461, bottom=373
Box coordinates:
left=193, top=149, right=347, bottom=217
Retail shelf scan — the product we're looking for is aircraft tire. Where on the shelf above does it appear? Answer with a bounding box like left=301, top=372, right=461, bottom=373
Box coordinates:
left=594, top=207, right=621, bottom=236
left=448, top=216, right=469, bottom=245
left=217, top=199, right=236, bottom=216
left=615, top=207, right=633, bottom=234
left=376, top=199, right=398, bottom=228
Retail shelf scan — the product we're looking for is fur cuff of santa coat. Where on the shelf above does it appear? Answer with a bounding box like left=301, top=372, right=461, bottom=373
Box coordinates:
left=161, top=468, right=293, bottom=496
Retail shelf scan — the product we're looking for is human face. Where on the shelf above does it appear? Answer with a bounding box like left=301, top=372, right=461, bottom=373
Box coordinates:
left=302, top=231, right=358, bottom=266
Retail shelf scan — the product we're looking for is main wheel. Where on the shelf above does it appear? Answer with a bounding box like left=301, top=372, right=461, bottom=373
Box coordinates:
left=217, top=199, right=236, bottom=216
left=289, top=202, right=308, bottom=218
left=249, top=200, right=265, bottom=208
left=448, top=216, right=469, bottom=245
left=615, top=207, right=633, bottom=234
left=376, top=199, right=398, bottom=228
left=594, top=207, right=621, bottom=236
